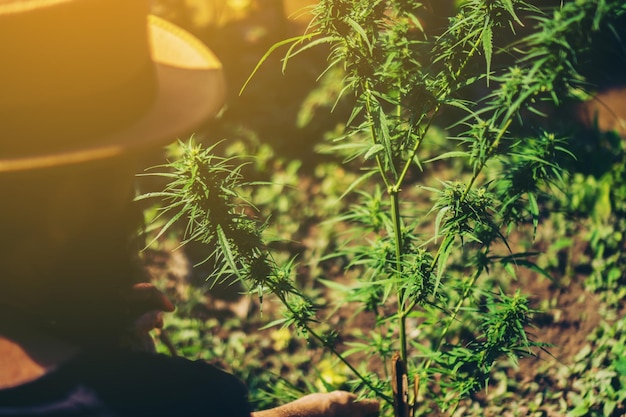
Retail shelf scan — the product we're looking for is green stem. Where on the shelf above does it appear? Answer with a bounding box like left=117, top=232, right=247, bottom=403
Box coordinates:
left=390, top=187, right=407, bottom=363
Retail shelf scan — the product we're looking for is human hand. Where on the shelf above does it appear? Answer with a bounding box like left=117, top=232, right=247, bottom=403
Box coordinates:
left=253, top=391, right=379, bottom=417
left=128, top=282, right=175, bottom=332
left=296, top=391, right=379, bottom=417
left=120, top=283, right=175, bottom=352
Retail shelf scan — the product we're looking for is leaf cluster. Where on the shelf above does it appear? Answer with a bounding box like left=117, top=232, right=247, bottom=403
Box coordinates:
left=138, top=139, right=265, bottom=283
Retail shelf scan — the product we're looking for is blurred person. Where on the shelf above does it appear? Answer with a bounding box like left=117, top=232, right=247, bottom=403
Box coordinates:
left=0, top=1, right=379, bottom=416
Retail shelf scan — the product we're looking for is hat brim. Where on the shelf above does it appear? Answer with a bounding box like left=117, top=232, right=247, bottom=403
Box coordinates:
left=0, top=15, right=225, bottom=173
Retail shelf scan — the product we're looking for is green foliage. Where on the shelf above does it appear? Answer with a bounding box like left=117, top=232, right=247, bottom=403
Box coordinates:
left=137, top=139, right=265, bottom=283
left=567, top=317, right=626, bottom=417
left=559, top=128, right=626, bottom=307
left=144, top=0, right=626, bottom=415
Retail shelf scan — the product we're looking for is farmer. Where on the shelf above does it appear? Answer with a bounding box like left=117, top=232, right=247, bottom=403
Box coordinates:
left=0, top=1, right=379, bottom=416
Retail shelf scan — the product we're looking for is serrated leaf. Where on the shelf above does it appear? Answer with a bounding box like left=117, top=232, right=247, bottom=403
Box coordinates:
left=335, top=170, right=377, bottom=202
left=259, top=318, right=289, bottom=330
left=502, top=258, right=559, bottom=286
left=364, top=144, right=385, bottom=160
left=216, top=224, right=242, bottom=280
left=482, top=22, right=493, bottom=86
left=344, top=17, right=373, bottom=53
left=239, top=33, right=318, bottom=95
left=144, top=209, right=186, bottom=249
left=318, top=278, right=351, bottom=292
left=434, top=206, right=450, bottom=243
left=424, top=151, right=470, bottom=163
left=501, top=0, right=523, bottom=25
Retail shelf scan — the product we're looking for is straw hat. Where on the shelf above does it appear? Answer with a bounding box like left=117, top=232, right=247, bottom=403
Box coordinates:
left=0, top=0, right=226, bottom=172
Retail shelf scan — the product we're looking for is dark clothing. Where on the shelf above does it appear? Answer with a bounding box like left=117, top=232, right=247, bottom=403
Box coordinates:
left=0, top=349, right=251, bottom=417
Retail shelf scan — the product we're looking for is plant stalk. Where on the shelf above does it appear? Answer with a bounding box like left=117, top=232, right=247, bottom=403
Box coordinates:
left=390, top=188, right=407, bottom=364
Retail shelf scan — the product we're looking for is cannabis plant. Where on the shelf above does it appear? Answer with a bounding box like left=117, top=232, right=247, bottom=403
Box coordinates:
left=143, top=1, right=626, bottom=416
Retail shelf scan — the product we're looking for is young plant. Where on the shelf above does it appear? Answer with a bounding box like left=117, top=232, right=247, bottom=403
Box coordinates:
left=143, top=0, right=626, bottom=415
left=241, top=0, right=625, bottom=414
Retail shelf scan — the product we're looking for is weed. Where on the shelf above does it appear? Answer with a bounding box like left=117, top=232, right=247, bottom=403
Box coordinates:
left=143, top=0, right=626, bottom=415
